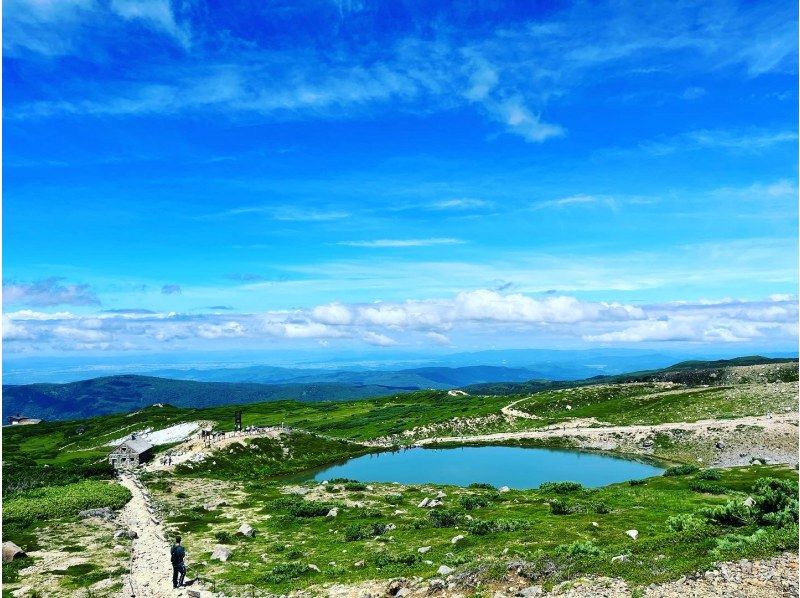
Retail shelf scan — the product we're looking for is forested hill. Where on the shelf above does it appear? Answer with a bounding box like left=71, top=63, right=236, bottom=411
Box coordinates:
left=1, top=376, right=412, bottom=422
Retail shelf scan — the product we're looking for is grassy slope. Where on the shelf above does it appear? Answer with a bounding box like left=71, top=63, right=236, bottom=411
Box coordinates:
left=152, top=465, right=798, bottom=594
left=3, top=360, right=798, bottom=594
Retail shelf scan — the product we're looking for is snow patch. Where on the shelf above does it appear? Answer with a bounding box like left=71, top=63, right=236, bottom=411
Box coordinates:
left=107, top=422, right=200, bottom=447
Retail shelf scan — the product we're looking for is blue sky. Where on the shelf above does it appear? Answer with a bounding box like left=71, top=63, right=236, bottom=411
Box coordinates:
left=3, top=0, right=798, bottom=364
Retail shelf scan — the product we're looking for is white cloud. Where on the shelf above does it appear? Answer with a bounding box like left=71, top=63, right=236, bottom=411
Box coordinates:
left=109, top=0, right=190, bottom=48
left=338, top=238, right=466, bottom=248
left=2, top=290, right=796, bottom=352
left=362, top=331, right=398, bottom=346
left=428, top=198, right=494, bottom=211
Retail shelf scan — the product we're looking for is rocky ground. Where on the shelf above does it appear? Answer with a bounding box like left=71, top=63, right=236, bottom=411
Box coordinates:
left=309, top=552, right=798, bottom=598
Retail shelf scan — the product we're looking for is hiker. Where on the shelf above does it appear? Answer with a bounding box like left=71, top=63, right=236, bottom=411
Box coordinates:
left=170, top=536, right=186, bottom=588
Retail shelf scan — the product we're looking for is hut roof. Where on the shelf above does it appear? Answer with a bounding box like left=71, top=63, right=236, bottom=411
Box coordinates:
left=115, top=437, right=153, bottom=454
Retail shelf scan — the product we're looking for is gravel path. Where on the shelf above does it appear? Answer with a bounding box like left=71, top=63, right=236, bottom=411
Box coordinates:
left=118, top=474, right=197, bottom=598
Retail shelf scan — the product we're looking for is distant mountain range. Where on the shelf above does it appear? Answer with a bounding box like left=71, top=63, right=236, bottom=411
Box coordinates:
left=4, top=355, right=796, bottom=423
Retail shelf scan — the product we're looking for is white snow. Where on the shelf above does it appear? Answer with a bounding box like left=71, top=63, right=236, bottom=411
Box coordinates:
left=106, top=422, right=200, bottom=447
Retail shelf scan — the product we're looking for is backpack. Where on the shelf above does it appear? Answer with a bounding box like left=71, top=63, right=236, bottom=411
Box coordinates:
left=171, top=544, right=185, bottom=565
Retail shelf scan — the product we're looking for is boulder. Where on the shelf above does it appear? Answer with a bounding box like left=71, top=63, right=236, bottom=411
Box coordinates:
left=429, top=579, right=446, bottom=592
left=417, top=498, right=430, bottom=508
left=396, top=589, right=411, bottom=598
left=743, top=496, right=755, bottom=508
left=113, top=530, right=126, bottom=539
left=437, top=565, right=452, bottom=575
left=327, top=508, right=339, bottom=518
left=127, top=529, right=139, bottom=540
left=436, top=491, right=446, bottom=499
left=515, top=587, right=543, bottom=597
left=236, top=523, right=255, bottom=537
left=354, top=560, right=365, bottom=568
left=451, top=535, right=465, bottom=545
left=611, top=554, right=629, bottom=564
left=211, top=545, right=233, bottom=562
left=418, top=546, right=432, bottom=554
left=388, top=579, right=407, bottom=595
left=428, top=499, right=443, bottom=508
left=2, top=542, right=26, bottom=563
left=308, top=564, right=320, bottom=572
left=625, top=529, right=638, bottom=541
left=591, top=522, right=599, bottom=528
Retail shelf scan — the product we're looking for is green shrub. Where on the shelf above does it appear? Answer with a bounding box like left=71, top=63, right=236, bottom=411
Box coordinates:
left=539, top=481, right=583, bottom=494
left=429, top=508, right=464, bottom=528
left=270, top=496, right=334, bottom=518
left=556, top=540, right=601, bottom=557
left=373, top=552, right=420, bottom=568
left=628, top=479, right=646, bottom=486
left=384, top=494, right=403, bottom=505
left=664, top=465, right=699, bottom=477
left=701, top=500, right=753, bottom=527
left=549, top=499, right=574, bottom=515
left=666, top=513, right=705, bottom=532
left=468, top=483, right=495, bottom=490
left=4, top=481, right=131, bottom=526
left=459, top=495, right=490, bottom=510
left=689, top=481, right=725, bottom=494
left=465, top=518, right=531, bottom=535
left=265, top=562, right=309, bottom=583
left=344, top=482, right=368, bottom=491
left=344, top=522, right=389, bottom=541
left=214, top=531, right=234, bottom=544
left=751, top=477, right=799, bottom=523
left=697, top=469, right=721, bottom=481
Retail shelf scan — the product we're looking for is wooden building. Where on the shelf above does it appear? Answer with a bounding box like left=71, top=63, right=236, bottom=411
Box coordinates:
left=108, top=436, right=153, bottom=469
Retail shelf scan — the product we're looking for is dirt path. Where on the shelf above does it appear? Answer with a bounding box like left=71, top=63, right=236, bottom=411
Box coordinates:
left=118, top=474, right=196, bottom=597
left=415, top=412, right=799, bottom=465
left=500, top=397, right=541, bottom=420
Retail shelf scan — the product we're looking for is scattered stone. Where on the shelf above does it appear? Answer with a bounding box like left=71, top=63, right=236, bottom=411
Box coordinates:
left=625, top=529, right=638, bottom=540
left=127, top=529, right=139, bottom=540
left=396, top=589, right=411, bottom=598
left=113, top=530, right=126, bottom=539
left=236, top=523, right=255, bottom=537
left=2, top=542, right=26, bottom=563
left=308, top=564, right=321, bottom=572
left=418, top=498, right=431, bottom=508
left=388, top=579, right=408, bottom=595
left=354, top=560, right=365, bottom=568
left=611, top=554, right=629, bottom=564
left=515, top=586, right=543, bottom=597
left=743, top=496, right=755, bottom=508
left=418, top=546, right=432, bottom=554
left=79, top=507, right=114, bottom=520
left=436, top=491, right=446, bottom=499
left=327, top=507, right=340, bottom=518
left=211, top=545, right=233, bottom=562
left=428, top=578, right=445, bottom=592
left=591, top=522, right=599, bottom=527
left=437, top=565, right=453, bottom=575
left=428, top=499, right=443, bottom=508
left=187, top=590, right=214, bottom=598
left=451, top=535, right=465, bottom=545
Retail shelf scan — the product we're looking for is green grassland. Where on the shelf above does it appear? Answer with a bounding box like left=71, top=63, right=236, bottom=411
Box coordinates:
left=151, top=465, right=797, bottom=595
left=2, top=360, right=798, bottom=595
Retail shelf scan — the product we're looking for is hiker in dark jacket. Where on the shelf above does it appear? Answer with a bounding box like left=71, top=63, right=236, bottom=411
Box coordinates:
left=170, top=536, right=186, bottom=588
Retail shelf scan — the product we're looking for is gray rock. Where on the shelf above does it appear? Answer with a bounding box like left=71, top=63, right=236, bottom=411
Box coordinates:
left=515, top=587, right=543, bottom=597
left=237, top=523, right=255, bottom=537
left=437, top=565, right=452, bottom=575
left=451, top=535, right=465, bottom=545
left=127, top=529, right=139, bottom=539
left=79, top=507, right=114, bottom=520
left=611, top=554, right=629, bottom=564
left=428, top=578, right=445, bottom=592
left=418, top=546, right=432, bottom=554
left=327, top=507, right=339, bottom=518
left=2, top=542, right=26, bottom=563
left=211, top=545, right=233, bottom=562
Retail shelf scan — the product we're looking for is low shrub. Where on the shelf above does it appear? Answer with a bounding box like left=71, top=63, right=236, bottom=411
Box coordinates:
left=666, top=513, right=705, bottom=532
left=4, top=480, right=131, bottom=526
left=429, top=508, right=464, bottom=528
left=265, top=562, right=309, bottom=584
left=214, top=531, right=234, bottom=544
left=344, top=522, right=390, bottom=541
left=539, top=481, right=583, bottom=494
left=689, top=481, right=725, bottom=494
left=469, top=483, right=496, bottom=490
left=701, top=500, right=753, bottom=527
left=628, top=479, right=646, bottom=486
left=751, top=477, right=799, bottom=526
left=459, top=495, right=490, bottom=510
left=465, top=518, right=531, bottom=535
left=593, top=502, right=611, bottom=514
left=556, top=540, right=601, bottom=557
left=344, top=482, right=368, bottom=491
left=549, top=499, right=575, bottom=515
left=384, top=494, right=403, bottom=505
left=664, top=465, right=700, bottom=477
left=697, top=469, right=721, bottom=481
left=270, top=496, right=335, bottom=518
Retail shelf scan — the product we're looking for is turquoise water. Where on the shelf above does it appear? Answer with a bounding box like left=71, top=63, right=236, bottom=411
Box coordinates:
left=309, top=446, right=663, bottom=488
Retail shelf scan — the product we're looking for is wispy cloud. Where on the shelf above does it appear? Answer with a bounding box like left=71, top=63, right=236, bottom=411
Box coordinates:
left=222, top=206, right=351, bottom=222
left=427, top=198, right=494, bottom=211
left=532, top=194, right=617, bottom=210
left=161, top=284, right=182, bottom=295
left=338, top=238, right=466, bottom=248
left=3, top=278, right=99, bottom=307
